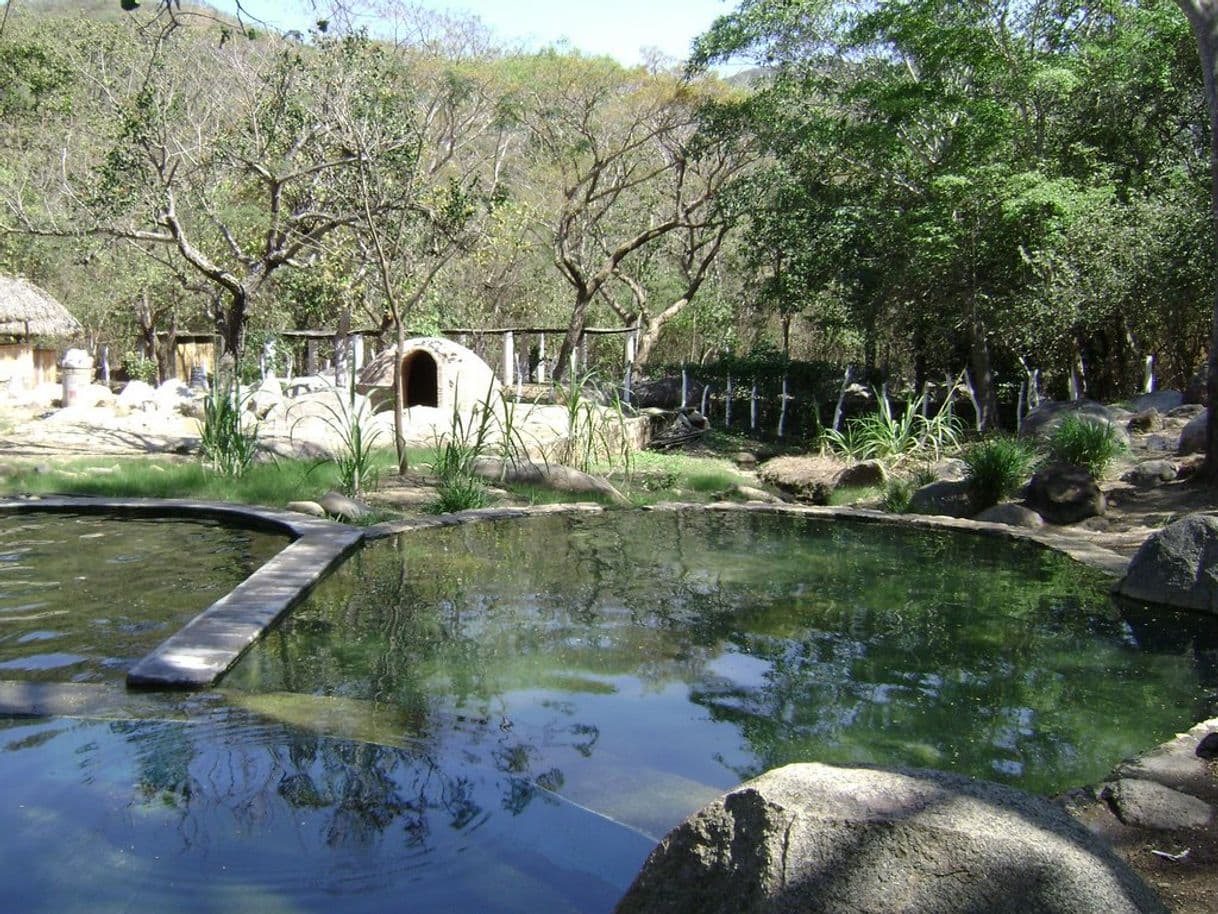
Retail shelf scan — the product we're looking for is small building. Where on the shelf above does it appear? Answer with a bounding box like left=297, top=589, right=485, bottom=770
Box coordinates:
left=358, top=336, right=499, bottom=414
left=0, top=274, right=83, bottom=390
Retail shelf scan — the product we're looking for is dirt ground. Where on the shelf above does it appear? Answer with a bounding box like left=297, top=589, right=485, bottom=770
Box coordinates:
left=2, top=394, right=1217, bottom=911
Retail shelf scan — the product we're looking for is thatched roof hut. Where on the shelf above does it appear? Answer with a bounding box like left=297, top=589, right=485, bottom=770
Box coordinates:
left=0, top=274, right=83, bottom=339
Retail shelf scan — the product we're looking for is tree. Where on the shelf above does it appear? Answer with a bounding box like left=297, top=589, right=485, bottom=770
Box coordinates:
left=4, top=17, right=419, bottom=360
left=1177, top=0, right=1218, bottom=476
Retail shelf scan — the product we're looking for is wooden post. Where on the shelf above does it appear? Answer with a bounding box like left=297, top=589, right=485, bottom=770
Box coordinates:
left=681, top=367, right=689, bottom=408
left=306, top=339, right=318, bottom=375
left=502, top=330, right=515, bottom=387
left=578, top=334, right=588, bottom=377
left=1143, top=355, right=1155, bottom=393
left=778, top=374, right=788, bottom=438
left=750, top=379, right=758, bottom=431
left=535, top=333, right=547, bottom=383
left=701, top=382, right=710, bottom=419
left=625, top=330, right=636, bottom=369
left=100, top=345, right=110, bottom=385
left=725, top=374, right=733, bottom=427
left=623, top=363, right=632, bottom=405
left=832, top=365, right=853, bottom=432
left=352, top=334, right=365, bottom=372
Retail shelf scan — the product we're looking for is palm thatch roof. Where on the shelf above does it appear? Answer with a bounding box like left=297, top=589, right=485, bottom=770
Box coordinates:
left=0, top=274, right=83, bottom=339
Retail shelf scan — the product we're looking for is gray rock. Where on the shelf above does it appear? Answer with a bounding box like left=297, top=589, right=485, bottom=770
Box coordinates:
left=1021, top=399, right=1130, bottom=447
left=286, top=500, right=328, bottom=518
left=1118, top=514, right=1218, bottom=613
left=928, top=457, right=969, bottom=482
left=248, top=375, right=284, bottom=419
left=1126, top=409, right=1162, bottom=434
left=1178, top=410, right=1207, bottom=455
left=973, top=503, right=1044, bottom=528
left=1130, top=390, right=1184, bottom=414
left=833, top=460, right=886, bottom=490
left=1168, top=403, right=1206, bottom=420
left=1121, top=460, right=1177, bottom=489
left=616, top=762, right=1166, bottom=914
left=908, top=479, right=973, bottom=518
left=473, top=458, right=630, bottom=506
left=318, top=490, right=370, bottom=521
left=757, top=456, right=837, bottom=505
left=1106, top=778, right=1214, bottom=831
left=734, top=484, right=783, bottom=504
left=733, top=451, right=758, bottom=468
left=1026, top=463, right=1106, bottom=525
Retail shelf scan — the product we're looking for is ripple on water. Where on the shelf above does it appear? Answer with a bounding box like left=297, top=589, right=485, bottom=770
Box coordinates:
left=0, top=712, right=652, bottom=914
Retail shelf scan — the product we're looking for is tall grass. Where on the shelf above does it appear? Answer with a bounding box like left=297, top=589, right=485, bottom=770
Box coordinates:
left=1045, top=417, right=1126, bottom=478
left=293, top=377, right=383, bottom=497
left=200, top=380, right=259, bottom=477
left=964, top=437, right=1036, bottom=510
left=825, top=390, right=962, bottom=466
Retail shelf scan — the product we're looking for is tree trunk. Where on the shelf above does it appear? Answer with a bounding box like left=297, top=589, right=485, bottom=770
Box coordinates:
left=214, top=288, right=249, bottom=362
left=967, top=314, right=999, bottom=432
left=1181, top=1, right=1218, bottom=479
left=552, top=291, right=593, bottom=382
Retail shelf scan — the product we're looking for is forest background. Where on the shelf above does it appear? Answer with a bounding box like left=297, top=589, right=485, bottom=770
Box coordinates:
left=0, top=0, right=1213, bottom=437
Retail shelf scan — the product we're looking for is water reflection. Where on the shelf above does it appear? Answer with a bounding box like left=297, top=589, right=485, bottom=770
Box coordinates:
left=227, top=512, right=1218, bottom=801
left=0, top=708, right=649, bottom=914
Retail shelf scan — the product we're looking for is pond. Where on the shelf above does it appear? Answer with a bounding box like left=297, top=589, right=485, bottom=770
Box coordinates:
left=0, top=509, right=1214, bottom=913
left=0, top=513, right=287, bottom=682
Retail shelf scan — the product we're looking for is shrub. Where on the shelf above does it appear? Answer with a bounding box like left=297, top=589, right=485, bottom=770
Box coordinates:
left=881, top=477, right=915, bottom=514
left=1045, top=417, right=1126, bottom=478
left=824, top=390, right=962, bottom=466
left=200, top=380, right=259, bottom=478
left=964, top=437, right=1035, bottom=510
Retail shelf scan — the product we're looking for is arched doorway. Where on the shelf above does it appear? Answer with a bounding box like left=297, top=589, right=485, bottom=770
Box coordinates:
left=401, top=350, right=439, bottom=408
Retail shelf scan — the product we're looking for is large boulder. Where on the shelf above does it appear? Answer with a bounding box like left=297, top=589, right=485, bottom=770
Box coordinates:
left=1020, top=399, right=1130, bottom=447
left=1117, top=514, right=1218, bottom=614
left=1178, top=409, right=1207, bottom=455
left=1129, top=390, right=1184, bottom=414
left=757, top=456, right=840, bottom=505
left=1120, top=460, right=1177, bottom=489
left=616, top=763, right=1166, bottom=914
left=833, top=460, right=887, bottom=490
left=973, top=503, right=1044, bottom=528
left=907, top=479, right=973, bottom=518
left=1026, top=463, right=1105, bottom=525
left=472, top=457, right=630, bottom=505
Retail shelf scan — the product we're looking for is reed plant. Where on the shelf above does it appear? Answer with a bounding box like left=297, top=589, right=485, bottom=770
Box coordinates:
left=964, top=437, right=1036, bottom=510
left=200, top=379, right=259, bottom=477
left=1045, top=417, right=1126, bottom=478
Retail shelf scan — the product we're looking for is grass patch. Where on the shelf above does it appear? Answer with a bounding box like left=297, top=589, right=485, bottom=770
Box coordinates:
left=0, top=452, right=399, bottom=508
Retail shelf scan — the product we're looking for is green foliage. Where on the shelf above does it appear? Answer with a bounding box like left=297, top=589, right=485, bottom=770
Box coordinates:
left=964, top=437, right=1036, bottom=511
left=824, top=391, right=961, bottom=466
left=121, top=351, right=157, bottom=384
left=555, top=371, right=634, bottom=477
left=200, top=381, right=259, bottom=478
left=293, top=378, right=384, bottom=497
left=881, top=477, right=915, bottom=514
left=1045, top=417, right=1126, bottom=478
left=427, top=383, right=504, bottom=514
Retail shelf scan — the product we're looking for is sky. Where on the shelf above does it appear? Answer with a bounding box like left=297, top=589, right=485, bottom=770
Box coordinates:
left=223, top=0, right=734, bottom=66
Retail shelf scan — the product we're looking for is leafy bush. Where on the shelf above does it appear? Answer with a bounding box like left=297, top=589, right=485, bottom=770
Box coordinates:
left=1045, top=417, right=1126, bottom=478
left=881, top=477, right=915, bottom=513
left=200, top=380, right=259, bottom=477
left=964, top=437, right=1035, bottom=510
left=294, top=376, right=383, bottom=497
left=824, top=390, right=962, bottom=466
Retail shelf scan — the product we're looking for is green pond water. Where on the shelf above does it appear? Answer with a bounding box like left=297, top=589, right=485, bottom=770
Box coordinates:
left=0, top=509, right=1215, bottom=914
left=0, top=513, right=286, bottom=682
